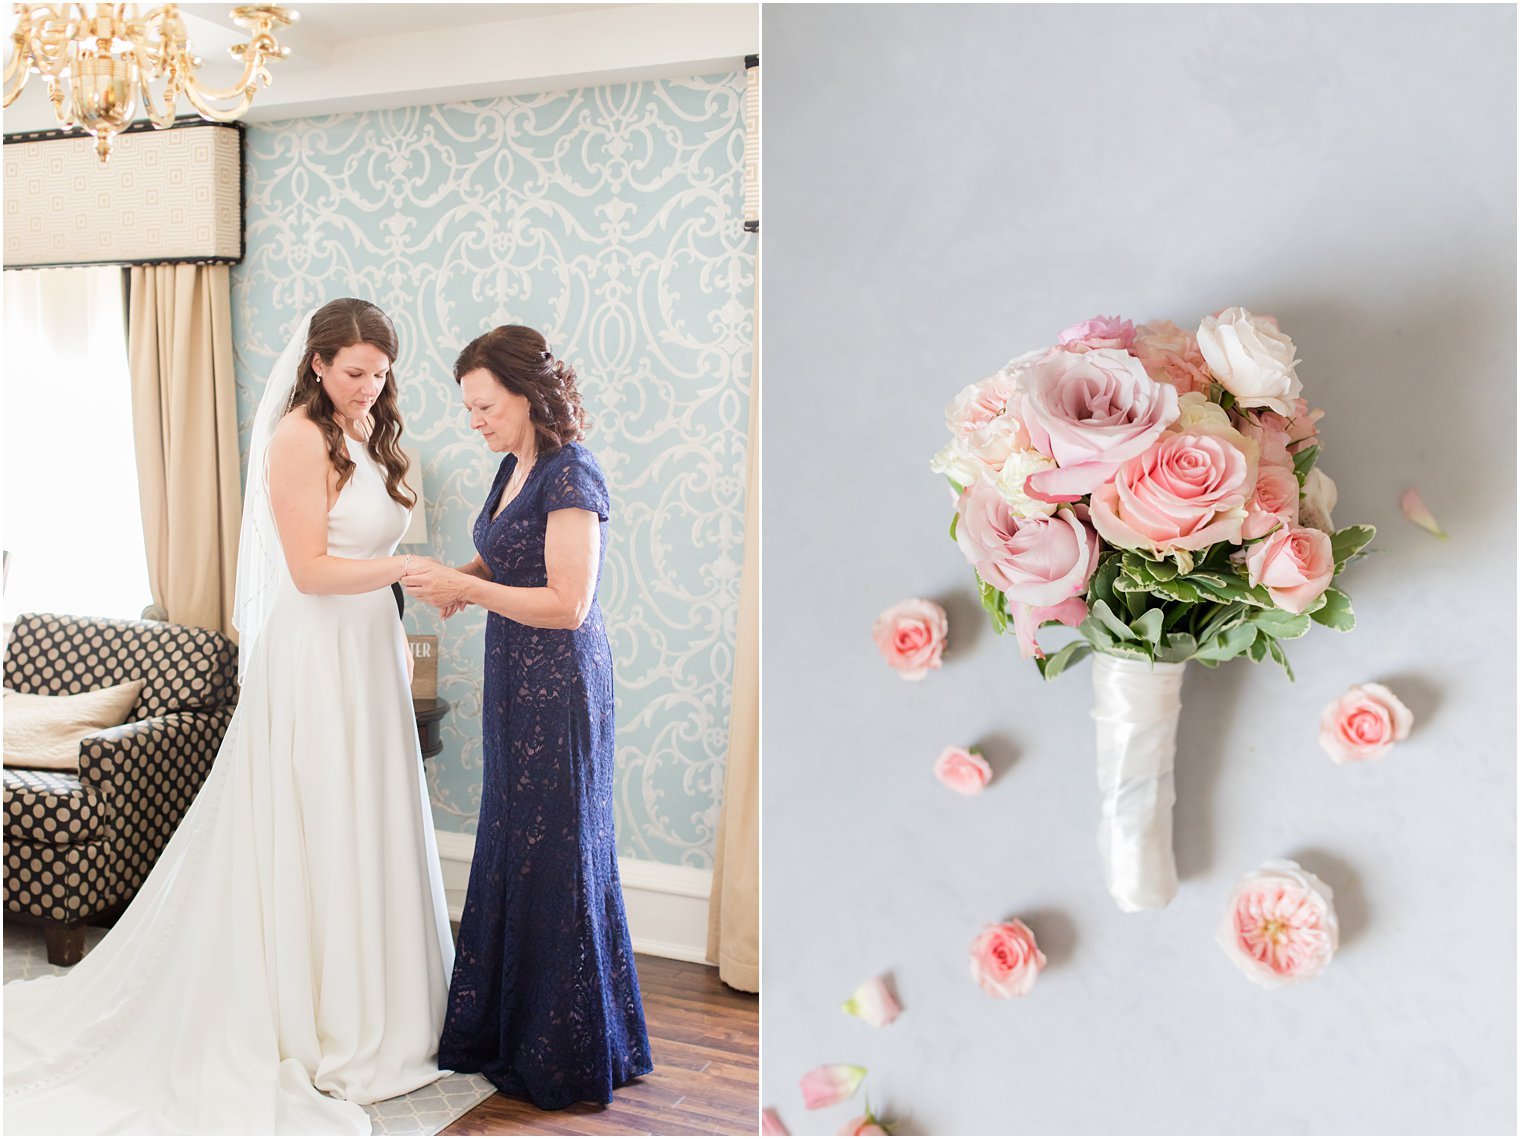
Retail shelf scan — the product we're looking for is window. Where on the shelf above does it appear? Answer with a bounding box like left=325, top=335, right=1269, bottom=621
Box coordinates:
left=3, top=267, right=152, bottom=622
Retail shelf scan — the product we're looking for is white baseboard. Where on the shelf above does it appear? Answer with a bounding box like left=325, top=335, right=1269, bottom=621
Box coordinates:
left=433, top=830, right=714, bottom=965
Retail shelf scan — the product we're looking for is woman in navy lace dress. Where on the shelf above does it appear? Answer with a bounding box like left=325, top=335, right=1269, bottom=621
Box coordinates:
left=401, top=325, right=651, bottom=1109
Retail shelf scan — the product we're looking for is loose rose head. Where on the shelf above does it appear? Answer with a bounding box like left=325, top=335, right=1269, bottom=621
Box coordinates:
left=1219, top=859, right=1339, bottom=988
left=800, top=1065, right=868, bottom=1110
left=871, top=600, right=948, bottom=681
left=1090, top=433, right=1253, bottom=554
left=969, top=919, right=1046, bottom=998
left=1299, top=467, right=1338, bottom=532
left=839, top=1114, right=890, bottom=1136
left=1319, top=682, right=1413, bottom=764
left=1058, top=314, right=1136, bottom=352
left=1132, top=320, right=1214, bottom=395
left=1197, top=307, right=1303, bottom=415
left=933, top=746, right=992, bottom=796
left=955, top=480, right=1099, bottom=606
left=1017, top=348, right=1180, bottom=501
left=842, top=975, right=902, bottom=1027
left=1244, top=526, right=1334, bottom=614
left=1241, top=463, right=1302, bottom=540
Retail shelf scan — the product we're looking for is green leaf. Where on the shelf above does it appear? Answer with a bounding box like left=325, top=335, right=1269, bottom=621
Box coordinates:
left=1121, top=586, right=1148, bottom=622
left=1120, top=552, right=1161, bottom=585
left=1145, top=558, right=1179, bottom=582
left=976, top=574, right=1008, bottom=635
left=1089, top=556, right=1121, bottom=611
left=1266, top=637, right=1296, bottom=681
left=1036, top=639, right=1092, bottom=681
left=1250, top=608, right=1312, bottom=640
left=1155, top=631, right=1196, bottom=663
left=1130, top=609, right=1165, bottom=645
left=949, top=512, right=959, bottom=541
left=1292, top=444, right=1320, bottom=486
left=1197, top=602, right=1250, bottom=645
left=1330, top=525, right=1375, bottom=570
left=1308, top=586, right=1355, bottom=632
left=1078, top=615, right=1116, bottom=651
left=1090, top=600, right=1135, bottom=642
left=1246, top=629, right=1270, bottom=663
left=1186, top=571, right=1273, bottom=608
left=1143, top=576, right=1205, bottom=604
left=1098, top=640, right=1152, bottom=661
left=1192, top=623, right=1258, bottom=663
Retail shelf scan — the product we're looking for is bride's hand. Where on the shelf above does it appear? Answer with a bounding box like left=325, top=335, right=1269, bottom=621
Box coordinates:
left=402, top=559, right=470, bottom=610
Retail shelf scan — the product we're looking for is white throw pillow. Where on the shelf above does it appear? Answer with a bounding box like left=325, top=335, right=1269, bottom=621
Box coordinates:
left=3, top=680, right=146, bottom=772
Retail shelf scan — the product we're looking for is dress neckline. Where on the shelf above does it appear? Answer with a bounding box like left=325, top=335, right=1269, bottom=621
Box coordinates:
left=490, top=450, right=546, bottom=522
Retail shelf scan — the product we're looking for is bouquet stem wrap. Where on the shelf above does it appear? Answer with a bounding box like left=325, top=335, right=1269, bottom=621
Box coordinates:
left=1090, top=654, right=1185, bottom=912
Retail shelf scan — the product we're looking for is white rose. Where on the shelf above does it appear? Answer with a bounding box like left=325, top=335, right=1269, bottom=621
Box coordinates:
left=992, top=449, right=1058, bottom=517
left=929, top=440, right=982, bottom=489
left=1300, top=467, right=1338, bottom=532
left=962, top=411, right=1027, bottom=472
left=1197, top=307, right=1302, bottom=416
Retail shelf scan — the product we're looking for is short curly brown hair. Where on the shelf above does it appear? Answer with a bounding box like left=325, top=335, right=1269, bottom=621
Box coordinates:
left=453, top=325, right=587, bottom=452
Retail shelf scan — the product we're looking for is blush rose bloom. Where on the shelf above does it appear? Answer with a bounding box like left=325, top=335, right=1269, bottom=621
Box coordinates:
left=871, top=600, right=948, bottom=681
left=1219, top=860, right=1339, bottom=988
left=1318, top=682, right=1413, bottom=764
left=1090, top=433, right=1253, bottom=554
left=1018, top=347, right=1180, bottom=501
left=944, top=368, right=1021, bottom=439
left=933, top=746, right=992, bottom=795
left=969, top=920, right=1046, bottom=998
left=955, top=480, right=1099, bottom=607
left=1244, top=526, right=1334, bottom=614
left=1197, top=307, right=1303, bottom=415
left=839, top=1113, right=889, bottom=1136
left=1241, top=464, right=1302, bottom=540
left=1058, top=314, right=1135, bottom=352
left=1131, top=320, right=1214, bottom=396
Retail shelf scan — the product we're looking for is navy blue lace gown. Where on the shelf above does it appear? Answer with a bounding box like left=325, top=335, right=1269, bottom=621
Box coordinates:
left=439, top=441, right=653, bottom=1109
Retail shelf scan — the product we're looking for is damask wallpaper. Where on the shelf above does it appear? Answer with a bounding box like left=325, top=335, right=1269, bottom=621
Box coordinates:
left=229, top=73, right=754, bottom=868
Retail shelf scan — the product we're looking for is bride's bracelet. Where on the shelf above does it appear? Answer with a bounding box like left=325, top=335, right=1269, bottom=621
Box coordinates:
left=401, top=554, right=413, bottom=578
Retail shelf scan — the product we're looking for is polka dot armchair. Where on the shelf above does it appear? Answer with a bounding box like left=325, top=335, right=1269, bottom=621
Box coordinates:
left=3, top=612, right=237, bottom=964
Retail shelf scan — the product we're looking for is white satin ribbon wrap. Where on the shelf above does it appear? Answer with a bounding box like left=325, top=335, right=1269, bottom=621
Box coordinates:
left=1090, top=654, right=1185, bottom=912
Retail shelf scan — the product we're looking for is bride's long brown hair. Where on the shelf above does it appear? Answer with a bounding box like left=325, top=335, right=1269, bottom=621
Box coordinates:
left=289, top=298, right=415, bottom=509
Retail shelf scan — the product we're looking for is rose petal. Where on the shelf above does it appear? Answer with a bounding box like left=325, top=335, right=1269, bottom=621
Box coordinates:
left=1400, top=486, right=1447, bottom=539
left=842, top=975, right=902, bottom=1027
left=800, top=1064, right=868, bottom=1110
left=762, top=1108, right=791, bottom=1135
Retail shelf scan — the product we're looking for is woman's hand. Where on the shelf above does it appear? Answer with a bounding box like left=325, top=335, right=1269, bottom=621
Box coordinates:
left=402, top=558, right=473, bottom=611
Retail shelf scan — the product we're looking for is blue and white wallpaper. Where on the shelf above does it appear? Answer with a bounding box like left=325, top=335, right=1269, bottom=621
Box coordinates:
left=230, top=73, right=754, bottom=868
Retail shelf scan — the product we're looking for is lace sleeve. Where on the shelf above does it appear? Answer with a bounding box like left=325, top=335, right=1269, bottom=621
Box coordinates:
left=541, top=447, right=610, bottom=521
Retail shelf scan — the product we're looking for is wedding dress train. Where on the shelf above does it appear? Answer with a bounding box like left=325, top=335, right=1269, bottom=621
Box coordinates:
left=3, top=434, right=453, bottom=1135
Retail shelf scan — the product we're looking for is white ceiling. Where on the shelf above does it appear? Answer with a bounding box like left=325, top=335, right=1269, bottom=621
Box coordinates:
left=2, top=2, right=755, bottom=132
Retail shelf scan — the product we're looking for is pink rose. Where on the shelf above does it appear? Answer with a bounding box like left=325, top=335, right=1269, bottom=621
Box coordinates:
left=871, top=599, right=948, bottom=681
left=933, top=746, right=992, bottom=795
left=1235, top=413, right=1293, bottom=471
left=1241, top=463, right=1302, bottom=540
left=1244, top=526, right=1333, bottom=614
left=1131, top=320, right=1214, bottom=396
left=1219, top=860, right=1338, bottom=988
left=839, top=1117, right=889, bottom=1137
left=944, top=369, right=1021, bottom=439
left=1318, top=682, right=1413, bottom=764
left=1019, top=348, right=1179, bottom=501
left=1089, top=433, right=1253, bottom=554
left=1058, top=314, right=1135, bottom=352
left=955, top=480, right=1099, bottom=606
left=969, top=919, right=1046, bottom=998
left=1237, top=399, right=1322, bottom=467
left=1011, top=596, right=1088, bottom=661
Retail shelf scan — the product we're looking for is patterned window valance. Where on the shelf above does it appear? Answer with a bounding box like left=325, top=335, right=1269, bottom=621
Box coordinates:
left=3, top=120, right=243, bottom=270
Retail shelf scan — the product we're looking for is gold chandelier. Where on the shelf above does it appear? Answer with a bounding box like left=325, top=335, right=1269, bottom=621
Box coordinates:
left=3, top=4, right=298, bottom=162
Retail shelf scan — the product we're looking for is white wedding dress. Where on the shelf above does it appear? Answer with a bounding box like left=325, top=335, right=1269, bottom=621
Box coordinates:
left=3, top=433, right=454, bottom=1135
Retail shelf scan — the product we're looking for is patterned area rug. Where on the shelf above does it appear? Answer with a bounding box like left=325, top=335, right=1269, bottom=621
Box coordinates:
left=3, top=922, right=495, bottom=1135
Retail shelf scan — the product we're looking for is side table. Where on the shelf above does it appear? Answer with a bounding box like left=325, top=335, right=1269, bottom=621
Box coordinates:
left=413, top=697, right=451, bottom=760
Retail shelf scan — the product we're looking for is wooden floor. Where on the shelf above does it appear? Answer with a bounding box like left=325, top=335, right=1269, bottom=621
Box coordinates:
left=440, top=954, right=758, bottom=1136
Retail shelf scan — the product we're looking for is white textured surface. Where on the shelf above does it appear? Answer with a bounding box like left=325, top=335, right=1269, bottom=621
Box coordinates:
left=759, top=4, right=1515, bottom=1135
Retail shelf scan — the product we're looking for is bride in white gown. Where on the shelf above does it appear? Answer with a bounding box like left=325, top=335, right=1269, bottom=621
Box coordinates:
left=3, top=299, right=454, bottom=1135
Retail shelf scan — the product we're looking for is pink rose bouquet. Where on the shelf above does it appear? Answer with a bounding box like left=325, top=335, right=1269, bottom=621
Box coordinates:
left=935, top=310, right=1376, bottom=913
left=936, top=308, right=1373, bottom=679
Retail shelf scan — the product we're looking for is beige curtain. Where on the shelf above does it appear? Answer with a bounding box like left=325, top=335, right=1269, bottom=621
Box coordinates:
left=706, top=272, right=760, bottom=993
left=126, top=264, right=242, bottom=637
